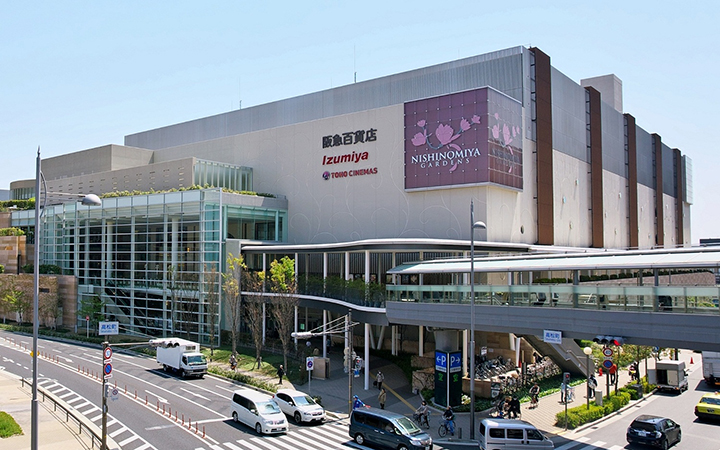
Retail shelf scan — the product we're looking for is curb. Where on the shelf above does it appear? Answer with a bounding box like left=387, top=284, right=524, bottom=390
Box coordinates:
left=567, top=389, right=656, bottom=434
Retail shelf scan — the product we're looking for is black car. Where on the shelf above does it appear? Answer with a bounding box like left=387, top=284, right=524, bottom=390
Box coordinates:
left=626, top=415, right=681, bottom=449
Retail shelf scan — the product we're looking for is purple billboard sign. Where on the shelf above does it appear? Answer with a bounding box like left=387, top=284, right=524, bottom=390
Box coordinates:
left=404, top=87, right=523, bottom=190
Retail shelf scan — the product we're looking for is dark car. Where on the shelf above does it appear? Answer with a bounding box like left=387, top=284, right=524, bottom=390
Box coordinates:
left=626, top=415, right=681, bottom=449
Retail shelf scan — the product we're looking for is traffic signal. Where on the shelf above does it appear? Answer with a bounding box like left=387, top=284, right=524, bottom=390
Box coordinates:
left=593, top=335, right=624, bottom=346
left=563, top=372, right=571, bottom=384
left=593, top=335, right=610, bottom=345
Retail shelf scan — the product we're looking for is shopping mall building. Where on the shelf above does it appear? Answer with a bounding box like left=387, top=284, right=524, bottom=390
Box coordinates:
left=7, top=46, right=694, bottom=349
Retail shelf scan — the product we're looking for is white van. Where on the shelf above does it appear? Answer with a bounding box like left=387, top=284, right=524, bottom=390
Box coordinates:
left=230, top=389, right=288, bottom=435
left=478, top=418, right=554, bottom=450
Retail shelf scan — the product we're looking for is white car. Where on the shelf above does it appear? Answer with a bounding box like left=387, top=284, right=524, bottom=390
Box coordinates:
left=273, top=389, right=326, bottom=424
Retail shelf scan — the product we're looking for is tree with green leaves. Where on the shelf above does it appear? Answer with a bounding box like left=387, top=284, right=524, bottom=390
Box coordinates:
left=241, top=267, right=266, bottom=370
left=78, top=295, right=106, bottom=333
left=267, top=256, right=298, bottom=371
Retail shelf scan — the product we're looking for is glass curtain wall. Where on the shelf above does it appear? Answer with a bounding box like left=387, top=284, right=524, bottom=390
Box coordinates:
left=38, top=189, right=223, bottom=343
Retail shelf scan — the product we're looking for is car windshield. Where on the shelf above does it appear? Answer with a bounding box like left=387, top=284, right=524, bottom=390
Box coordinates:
left=701, top=396, right=720, bottom=406
left=187, top=355, right=207, bottom=365
left=293, top=395, right=316, bottom=406
left=257, top=401, right=281, bottom=414
left=395, top=417, right=421, bottom=435
left=631, top=421, right=657, bottom=432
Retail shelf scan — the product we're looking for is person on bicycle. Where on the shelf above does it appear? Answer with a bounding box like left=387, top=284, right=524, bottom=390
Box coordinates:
left=229, top=353, right=237, bottom=371
left=529, top=382, right=540, bottom=408
left=442, top=406, right=455, bottom=436
left=413, top=401, right=429, bottom=427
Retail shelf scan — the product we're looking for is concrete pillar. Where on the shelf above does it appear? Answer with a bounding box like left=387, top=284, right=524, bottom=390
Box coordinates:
left=322, top=310, right=328, bottom=359
left=262, top=303, right=266, bottom=345
left=365, top=323, right=370, bottom=390
left=462, top=329, right=468, bottom=377
left=377, top=325, right=386, bottom=351
left=391, top=326, right=396, bottom=355
left=294, top=306, right=299, bottom=348
left=419, top=325, right=425, bottom=356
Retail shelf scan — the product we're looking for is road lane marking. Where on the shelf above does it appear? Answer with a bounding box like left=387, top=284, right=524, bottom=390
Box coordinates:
left=145, top=390, right=168, bottom=403
left=181, top=387, right=211, bottom=401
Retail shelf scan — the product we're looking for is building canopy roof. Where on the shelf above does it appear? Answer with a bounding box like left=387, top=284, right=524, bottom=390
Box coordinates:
left=387, top=246, right=720, bottom=274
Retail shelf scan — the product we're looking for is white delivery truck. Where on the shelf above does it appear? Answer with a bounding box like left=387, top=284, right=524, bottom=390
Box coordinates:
left=648, top=360, right=688, bottom=393
left=701, top=351, right=720, bottom=386
left=151, top=338, right=207, bottom=378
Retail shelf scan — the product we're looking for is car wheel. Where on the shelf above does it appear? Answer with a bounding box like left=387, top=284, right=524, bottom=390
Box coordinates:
left=232, top=412, right=238, bottom=422
left=294, top=412, right=302, bottom=424
left=255, top=423, right=263, bottom=434
left=661, top=438, right=669, bottom=450
left=354, top=433, right=365, bottom=445
left=399, top=446, right=409, bottom=450
left=180, top=370, right=186, bottom=378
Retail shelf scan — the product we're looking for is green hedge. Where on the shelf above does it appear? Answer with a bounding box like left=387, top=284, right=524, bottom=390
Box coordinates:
left=0, top=227, right=25, bottom=236
left=555, top=389, right=632, bottom=428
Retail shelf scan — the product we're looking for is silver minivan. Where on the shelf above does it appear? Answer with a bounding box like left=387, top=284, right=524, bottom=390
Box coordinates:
left=478, top=418, right=554, bottom=450
left=230, top=389, right=288, bottom=435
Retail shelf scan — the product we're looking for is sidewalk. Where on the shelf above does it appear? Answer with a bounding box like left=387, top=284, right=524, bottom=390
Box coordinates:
left=305, top=347, right=698, bottom=443
left=0, top=370, right=94, bottom=450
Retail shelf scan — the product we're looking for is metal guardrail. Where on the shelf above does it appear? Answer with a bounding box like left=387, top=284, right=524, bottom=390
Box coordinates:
left=21, top=377, right=120, bottom=450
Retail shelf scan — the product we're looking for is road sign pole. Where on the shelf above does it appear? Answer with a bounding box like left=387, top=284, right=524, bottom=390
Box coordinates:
left=101, top=341, right=109, bottom=450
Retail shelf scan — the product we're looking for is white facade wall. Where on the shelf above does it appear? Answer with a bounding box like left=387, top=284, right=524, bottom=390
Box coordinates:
left=552, top=151, right=592, bottom=247
left=151, top=105, right=538, bottom=245
left=637, top=185, right=656, bottom=248
left=663, top=193, right=678, bottom=248
left=602, top=170, right=630, bottom=249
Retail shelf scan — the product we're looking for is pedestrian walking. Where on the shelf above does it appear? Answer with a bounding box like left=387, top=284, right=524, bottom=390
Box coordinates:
left=229, top=353, right=237, bottom=371
left=560, top=380, right=567, bottom=403
left=509, top=396, right=521, bottom=419
left=277, top=365, right=285, bottom=384
left=378, top=388, right=386, bottom=409
left=587, top=374, right=597, bottom=399
left=376, top=370, right=385, bottom=391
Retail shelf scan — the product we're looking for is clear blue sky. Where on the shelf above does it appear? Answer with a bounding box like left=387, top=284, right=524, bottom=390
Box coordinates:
left=2, top=1, right=718, bottom=243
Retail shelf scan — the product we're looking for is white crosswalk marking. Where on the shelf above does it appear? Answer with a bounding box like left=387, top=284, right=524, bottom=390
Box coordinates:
left=119, top=434, right=140, bottom=446
left=215, top=421, right=353, bottom=450
left=554, top=436, right=590, bottom=450
left=578, top=441, right=607, bottom=450
left=36, top=379, right=157, bottom=450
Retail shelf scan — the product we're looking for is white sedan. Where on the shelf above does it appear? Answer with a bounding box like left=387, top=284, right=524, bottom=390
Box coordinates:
left=272, top=389, right=326, bottom=424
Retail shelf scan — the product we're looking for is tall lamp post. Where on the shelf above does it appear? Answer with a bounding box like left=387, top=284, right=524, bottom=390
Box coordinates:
left=469, top=200, right=486, bottom=440
left=583, top=346, right=593, bottom=409
left=31, top=148, right=101, bottom=450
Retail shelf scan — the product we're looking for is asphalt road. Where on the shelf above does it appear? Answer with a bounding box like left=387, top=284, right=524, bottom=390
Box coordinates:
left=0, top=330, right=359, bottom=450
left=551, top=357, right=719, bottom=450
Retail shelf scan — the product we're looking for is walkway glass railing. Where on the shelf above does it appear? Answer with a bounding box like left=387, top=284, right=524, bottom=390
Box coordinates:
left=385, top=283, right=720, bottom=314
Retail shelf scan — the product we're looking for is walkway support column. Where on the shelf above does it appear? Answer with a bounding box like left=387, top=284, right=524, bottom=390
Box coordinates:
left=364, top=323, right=370, bottom=390
left=322, top=310, right=328, bottom=359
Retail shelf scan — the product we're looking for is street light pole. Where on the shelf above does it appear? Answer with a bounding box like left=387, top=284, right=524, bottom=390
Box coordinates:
left=584, top=346, right=593, bottom=409
left=31, top=149, right=41, bottom=450
left=30, top=148, right=102, bottom=450
left=469, top=200, right=486, bottom=441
